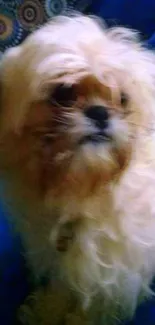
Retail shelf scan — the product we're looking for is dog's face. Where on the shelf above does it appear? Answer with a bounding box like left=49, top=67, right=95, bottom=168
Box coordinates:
left=1, top=15, right=155, bottom=201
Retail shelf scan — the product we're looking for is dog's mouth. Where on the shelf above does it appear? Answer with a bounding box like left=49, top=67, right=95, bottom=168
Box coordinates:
left=78, top=132, right=111, bottom=145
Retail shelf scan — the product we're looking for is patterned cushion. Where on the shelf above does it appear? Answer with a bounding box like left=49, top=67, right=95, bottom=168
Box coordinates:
left=0, top=0, right=92, bottom=54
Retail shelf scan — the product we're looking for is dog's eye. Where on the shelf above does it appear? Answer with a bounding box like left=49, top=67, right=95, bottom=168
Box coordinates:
left=120, top=93, right=132, bottom=117
left=121, top=93, right=128, bottom=107
left=50, top=84, right=77, bottom=107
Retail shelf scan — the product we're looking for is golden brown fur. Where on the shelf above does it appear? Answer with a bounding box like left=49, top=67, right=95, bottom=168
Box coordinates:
left=1, top=14, right=155, bottom=324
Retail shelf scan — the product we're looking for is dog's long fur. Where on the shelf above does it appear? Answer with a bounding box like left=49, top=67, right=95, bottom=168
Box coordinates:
left=1, top=14, right=155, bottom=324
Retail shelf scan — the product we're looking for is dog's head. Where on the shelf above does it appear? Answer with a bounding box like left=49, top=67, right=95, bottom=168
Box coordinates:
left=0, top=15, right=155, bottom=199
left=1, top=15, right=155, bottom=307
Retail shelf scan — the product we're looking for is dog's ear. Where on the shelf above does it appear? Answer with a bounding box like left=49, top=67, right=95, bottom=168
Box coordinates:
left=0, top=53, right=4, bottom=117
left=0, top=47, right=23, bottom=134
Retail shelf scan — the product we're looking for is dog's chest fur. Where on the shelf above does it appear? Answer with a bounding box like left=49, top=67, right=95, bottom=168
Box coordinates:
left=15, top=152, right=155, bottom=324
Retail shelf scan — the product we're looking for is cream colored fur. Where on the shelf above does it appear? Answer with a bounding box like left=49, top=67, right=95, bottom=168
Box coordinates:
left=1, top=14, right=155, bottom=324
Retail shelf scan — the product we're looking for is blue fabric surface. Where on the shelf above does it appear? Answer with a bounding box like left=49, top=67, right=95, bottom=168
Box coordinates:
left=147, top=33, right=155, bottom=50
left=0, top=202, right=30, bottom=325
left=89, top=0, right=155, bottom=49
left=126, top=296, right=155, bottom=325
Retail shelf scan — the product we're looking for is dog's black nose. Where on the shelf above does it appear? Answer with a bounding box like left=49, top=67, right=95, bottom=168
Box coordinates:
left=84, top=105, right=109, bottom=129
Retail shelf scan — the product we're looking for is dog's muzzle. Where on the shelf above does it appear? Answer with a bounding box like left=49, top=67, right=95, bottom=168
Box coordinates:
left=79, top=105, right=111, bottom=145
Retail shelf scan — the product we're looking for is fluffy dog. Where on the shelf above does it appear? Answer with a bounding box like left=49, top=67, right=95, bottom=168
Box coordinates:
left=0, top=14, right=155, bottom=324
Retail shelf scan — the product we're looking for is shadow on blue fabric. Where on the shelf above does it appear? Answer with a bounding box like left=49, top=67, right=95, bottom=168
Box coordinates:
left=0, top=202, right=30, bottom=325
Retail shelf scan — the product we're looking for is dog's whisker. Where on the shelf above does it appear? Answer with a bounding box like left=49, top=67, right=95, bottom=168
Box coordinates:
left=128, top=122, right=155, bottom=133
